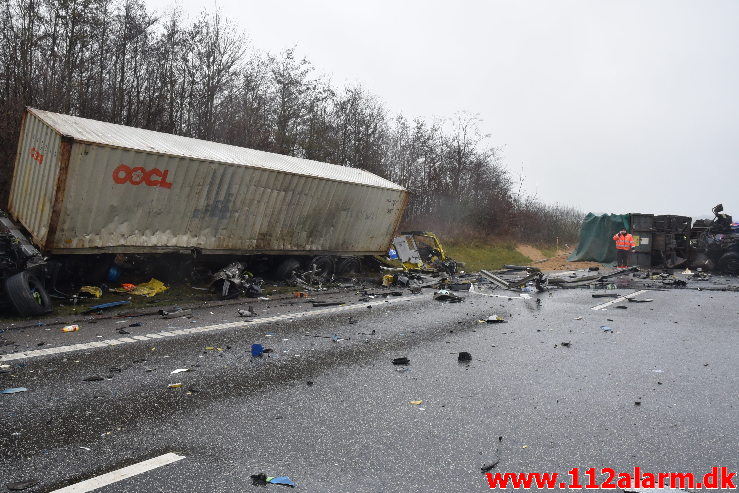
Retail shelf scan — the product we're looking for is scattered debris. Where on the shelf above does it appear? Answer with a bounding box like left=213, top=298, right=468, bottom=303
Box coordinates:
left=170, top=369, right=190, bottom=374
left=238, top=306, right=257, bottom=317
left=392, top=357, right=410, bottom=366
left=634, top=401, right=641, bottom=406
left=485, top=315, right=507, bottom=324
left=250, top=473, right=296, bottom=488
left=627, top=298, right=653, bottom=303
left=210, top=262, right=262, bottom=299
left=409, top=400, right=423, bottom=405
left=129, top=322, right=143, bottom=327
left=117, top=328, right=130, bottom=334
left=83, top=300, right=131, bottom=313
left=61, top=324, right=80, bottom=333
left=159, top=308, right=192, bottom=319
left=574, top=316, right=583, bottom=320
left=434, top=289, right=463, bottom=302
left=615, top=305, right=627, bottom=309
left=112, top=278, right=168, bottom=297
left=560, top=341, right=571, bottom=347
left=5, top=479, right=39, bottom=491
left=481, top=460, right=500, bottom=473
left=168, top=383, right=183, bottom=389
left=293, top=292, right=309, bottom=298
left=83, top=376, right=105, bottom=382
left=600, top=326, right=614, bottom=333
left=251, top=344, right=264, bottom=357
left=458, top=351, right=472, bottom=362
left=592, top=293, right=620, bottom=298
left=1, top=387, right=28, bottom=394
left=79, top=285, right=102, bottom=298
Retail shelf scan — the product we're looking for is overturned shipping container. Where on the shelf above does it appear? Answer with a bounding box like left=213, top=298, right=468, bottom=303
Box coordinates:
left=9, top=108, right=408, bottom=255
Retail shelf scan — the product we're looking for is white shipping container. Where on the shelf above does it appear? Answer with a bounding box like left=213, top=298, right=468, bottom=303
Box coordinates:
left=9, top=108, right=408, bottom=255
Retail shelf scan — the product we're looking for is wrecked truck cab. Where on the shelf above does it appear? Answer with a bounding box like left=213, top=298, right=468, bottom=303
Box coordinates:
left=0, top=216, right=53, bottom=316
left=377, top=232, right=459, bottom=274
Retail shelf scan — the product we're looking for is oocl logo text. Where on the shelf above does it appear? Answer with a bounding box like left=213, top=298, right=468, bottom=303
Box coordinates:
left=112, top=164, right=172, bottom=189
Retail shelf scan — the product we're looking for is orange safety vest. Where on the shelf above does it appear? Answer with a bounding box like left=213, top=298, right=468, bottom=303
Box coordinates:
left=613, top=233, right=635, bottom=250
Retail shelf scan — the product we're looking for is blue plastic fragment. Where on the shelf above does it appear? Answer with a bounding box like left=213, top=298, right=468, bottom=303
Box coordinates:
left=269, top=476, right=296, bottom=487
left=600, top=325, right=613, bottom=333
left=251, top=343, right=264, bottom=357
left=85, top=300, right=131, bottom=312
left=1, top=387, right=28, bottom=394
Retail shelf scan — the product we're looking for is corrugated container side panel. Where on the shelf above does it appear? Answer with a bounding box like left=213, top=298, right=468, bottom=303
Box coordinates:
left=52, top=144, right=406, bottom=253
left=8, top=112, right=62, bottom=246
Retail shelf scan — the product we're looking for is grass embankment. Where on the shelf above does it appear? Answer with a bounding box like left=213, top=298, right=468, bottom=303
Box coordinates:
left=444, top=241, right=532, bottom=272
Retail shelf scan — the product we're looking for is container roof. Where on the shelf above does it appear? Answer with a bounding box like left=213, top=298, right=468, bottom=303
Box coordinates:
left=28, top=108, right=405, bottom=191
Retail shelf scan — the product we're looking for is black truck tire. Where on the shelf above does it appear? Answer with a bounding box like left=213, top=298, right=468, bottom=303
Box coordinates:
left=336, top=257, right=361, bottom=276
left=308, top=256, right=335, bottom=282
left=4, top=271, right=52, bottom=316
left=717, top=252, right=739, bottom=274
left=275, top=257, right=302, bottom=281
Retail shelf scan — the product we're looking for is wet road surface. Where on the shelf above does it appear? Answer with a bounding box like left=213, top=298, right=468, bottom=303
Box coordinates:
left=1, top=287, right=737, bottom=492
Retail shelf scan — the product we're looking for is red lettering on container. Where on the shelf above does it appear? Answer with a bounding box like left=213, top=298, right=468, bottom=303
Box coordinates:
left=112, top=164, right=173, bottom=189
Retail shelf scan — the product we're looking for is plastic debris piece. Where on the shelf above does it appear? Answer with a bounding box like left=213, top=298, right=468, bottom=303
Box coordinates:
left=392, top=357, right=410, bottom=365
left=560, top=341, right=571, bottom=348
left=170, top=369, right=190, bottom=374
left=84, top=300, right=130, bottom=313
left=434, top=290, right=463, bottom=303
left=481, top=460, right=500, bottom=473
left=600, top=326, right=614, bottom=333
left=382, top=274, right=395, bottom=287
left=251, top=344, right=264, bottom=357
left=160, top=308, right=191, bottom=319
left=1, top=387, right=28, bottom=394
left=634, top=401, right=641, bottom=406
left=62, top=324, right=80, bottom=332
left=627, top=298, right=653, bottom=303
left=132, top=278, right=168, bottom=297
left=83, top=376, right=104, bottom=382
left=409, top=400, right=423, bottom=405
left=293, top=292, right=309, bottom=298
left=6, top=479, right=39, bottom=490
left=129, top=322, right=142, bottom=327
left=79, top=286, right=102, bottom=298
left=168, top=383, right=183, bottom=389
left=251, top=473, right=268, bottom=486
left=458, top=351, right=472, bottom=362
left=80, top=446, right=91, bottom=451
left=269, top=476, right=296, bottom=487
left=486, top=315, right=506, bottom=323
left=574, top=316, right=583, bottom=320
left=238, top=306, right=257, bottom=317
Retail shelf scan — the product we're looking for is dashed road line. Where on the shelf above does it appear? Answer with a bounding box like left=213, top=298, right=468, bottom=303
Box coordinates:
left=0, top=296, right=421, bottom=362
left=591, top=289, right=650, bottom=310
left=50, top=452, right=185, bottom=492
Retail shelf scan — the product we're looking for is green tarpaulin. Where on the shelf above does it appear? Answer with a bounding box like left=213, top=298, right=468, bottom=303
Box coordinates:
left=568, top=213, right=630, bottom=263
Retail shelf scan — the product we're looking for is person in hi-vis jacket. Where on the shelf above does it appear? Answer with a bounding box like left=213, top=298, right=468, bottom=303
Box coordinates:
left=613, top=228, right=635, bottom=268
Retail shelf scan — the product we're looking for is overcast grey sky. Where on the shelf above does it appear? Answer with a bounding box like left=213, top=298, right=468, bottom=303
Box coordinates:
left=150, top=0, right=739, bottom=219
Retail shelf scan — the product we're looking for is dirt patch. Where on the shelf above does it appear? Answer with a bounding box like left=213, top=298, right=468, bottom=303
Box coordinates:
left=515, top=244, right=546, bottom=261
left=516, top=244, right=605, bottom=271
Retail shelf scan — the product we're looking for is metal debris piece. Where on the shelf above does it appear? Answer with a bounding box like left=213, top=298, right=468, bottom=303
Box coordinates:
left=481, top=460, right=500, bottom=473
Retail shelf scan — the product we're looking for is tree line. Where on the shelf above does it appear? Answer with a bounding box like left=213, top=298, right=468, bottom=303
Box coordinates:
left=0, top=0, right=582, bottom=244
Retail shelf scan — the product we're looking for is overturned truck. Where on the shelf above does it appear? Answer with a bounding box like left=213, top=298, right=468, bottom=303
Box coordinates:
left=1, top=108, right=409, bottom=315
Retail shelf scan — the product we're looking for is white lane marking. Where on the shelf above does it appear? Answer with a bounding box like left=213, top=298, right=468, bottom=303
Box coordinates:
left=591, top=289, right=649, bottom=310
left=50, top=452, right=185, bottom=492
left=1, top=296, right=421, bottom=362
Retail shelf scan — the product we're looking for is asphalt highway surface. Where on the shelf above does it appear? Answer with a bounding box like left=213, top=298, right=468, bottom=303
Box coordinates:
left=1, top=285, right=737, bottom=492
